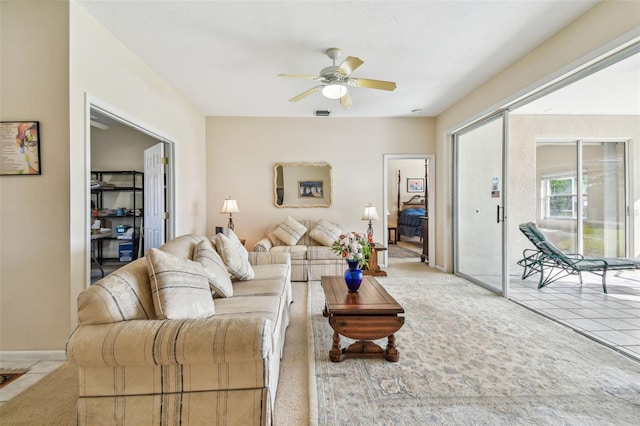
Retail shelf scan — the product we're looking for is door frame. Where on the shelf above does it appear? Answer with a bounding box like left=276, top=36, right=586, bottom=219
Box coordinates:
left=85, top=95, right=176, bottom=286
left=383, top=153, right=435, bottom=269
left=452, top=111, right=509, bottom=297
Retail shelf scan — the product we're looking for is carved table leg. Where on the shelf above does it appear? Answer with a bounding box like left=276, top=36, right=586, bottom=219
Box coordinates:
left=329, top=331, right=345, bottom=362
left=384, top=334, right=400, bottom=362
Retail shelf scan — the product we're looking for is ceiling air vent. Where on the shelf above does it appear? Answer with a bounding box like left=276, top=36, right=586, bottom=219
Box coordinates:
left=314, top=109, right=331, bottom=117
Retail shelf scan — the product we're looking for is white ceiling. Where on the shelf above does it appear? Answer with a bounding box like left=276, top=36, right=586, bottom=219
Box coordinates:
left=78, top=0, right=611, bottom=118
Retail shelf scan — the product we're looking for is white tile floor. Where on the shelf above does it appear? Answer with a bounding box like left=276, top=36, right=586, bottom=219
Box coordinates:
left=509, top=270, right=640, bottom=362
left=0, top=359, right=66, bottom=407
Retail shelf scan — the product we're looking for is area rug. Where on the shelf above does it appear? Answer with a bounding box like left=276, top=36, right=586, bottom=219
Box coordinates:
left=388, top=244, right=420, bottom=258
left=309, top=273, right=640, bottom=425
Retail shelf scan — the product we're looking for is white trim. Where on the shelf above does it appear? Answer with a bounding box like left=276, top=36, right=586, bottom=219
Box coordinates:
left=0, top=350, right=67, bottom=361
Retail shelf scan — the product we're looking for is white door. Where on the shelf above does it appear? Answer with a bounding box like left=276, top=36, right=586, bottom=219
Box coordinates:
left=144, top=143, right=166, bottom=251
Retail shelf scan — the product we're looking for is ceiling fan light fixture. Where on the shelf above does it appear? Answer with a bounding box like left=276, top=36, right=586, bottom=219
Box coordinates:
left=322, top=84, right=347, bottom=99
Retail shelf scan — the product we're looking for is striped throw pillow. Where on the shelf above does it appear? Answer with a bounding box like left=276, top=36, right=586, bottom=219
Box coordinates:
left=193, top=239, right=233, bottom=298
left=273, top=216, right=307, bottom=246
left=309, top=219, right=342, bottom=247
left=146, top=248, right=215, bottom=319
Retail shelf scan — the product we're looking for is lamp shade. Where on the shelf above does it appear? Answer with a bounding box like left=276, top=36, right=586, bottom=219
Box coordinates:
left=322, top=84, right=347, bottom=99
left=361, top=204, right=379, bottom=221
left=220, top=198, right=239, bottom=214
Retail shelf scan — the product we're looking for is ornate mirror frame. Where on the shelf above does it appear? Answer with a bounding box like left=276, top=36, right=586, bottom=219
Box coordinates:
left=274, top=162, right=332, bottom=208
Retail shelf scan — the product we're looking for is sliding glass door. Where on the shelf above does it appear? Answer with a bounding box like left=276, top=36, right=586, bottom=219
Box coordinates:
left=454, top=113, right=507, bottom=294
left=536, top=140, right=627, bottom=257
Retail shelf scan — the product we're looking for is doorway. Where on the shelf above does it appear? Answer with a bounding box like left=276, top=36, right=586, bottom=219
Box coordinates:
left=87, top=103, right=175, bottom=283
left=384, top=154, right=435, bottom=269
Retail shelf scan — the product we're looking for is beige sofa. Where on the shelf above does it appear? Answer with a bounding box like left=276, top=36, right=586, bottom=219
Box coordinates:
left=253, top=218, right=345, bottom=281
left=67, top=234, right=292, bottom=426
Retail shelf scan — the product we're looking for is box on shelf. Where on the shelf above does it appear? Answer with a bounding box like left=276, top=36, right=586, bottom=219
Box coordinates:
left=118, top=242, right=133, bottom=262
left=115, top=225, right=132, bottom=234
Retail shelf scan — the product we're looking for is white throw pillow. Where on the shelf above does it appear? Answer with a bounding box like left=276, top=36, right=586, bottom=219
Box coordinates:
left=193, top=239, right=233, bottom=298
left=309, top=219, right=343, bottom=247
left=146, top=248, right=215, bottom=320
left=273, top=216, right=307, bottom=246
left=213, top=229, right=255, bottom=281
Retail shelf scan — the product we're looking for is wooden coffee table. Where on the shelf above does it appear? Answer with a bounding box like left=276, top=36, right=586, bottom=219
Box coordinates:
left=321, top=276, right=404, bottom=362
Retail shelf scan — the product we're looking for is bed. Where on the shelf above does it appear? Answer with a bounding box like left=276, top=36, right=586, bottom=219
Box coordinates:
left=397, top=195, right=426, bottom=240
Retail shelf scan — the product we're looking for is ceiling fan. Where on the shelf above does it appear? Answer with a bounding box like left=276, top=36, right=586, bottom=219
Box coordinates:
left=279, top=48, right=397, bottom=110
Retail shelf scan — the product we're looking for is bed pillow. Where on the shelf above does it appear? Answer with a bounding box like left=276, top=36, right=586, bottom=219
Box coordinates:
left=213, top=229, right=255, bottom=281
left=309, top=219, right=342, bottom=247
left=273, top=216, right=307, bottom=246
left=193, top=239, right=233, bottom=298
left=146, top=248, right=215, bottom=320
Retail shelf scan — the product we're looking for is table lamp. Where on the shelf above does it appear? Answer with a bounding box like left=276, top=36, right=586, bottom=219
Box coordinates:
left=220, top=197, right=239, bottom=231
left=361, top=203, right=379, bottom=243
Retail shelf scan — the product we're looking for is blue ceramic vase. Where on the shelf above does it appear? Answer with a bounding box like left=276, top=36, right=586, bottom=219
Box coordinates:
left=344, top=260, right=364, bottom=292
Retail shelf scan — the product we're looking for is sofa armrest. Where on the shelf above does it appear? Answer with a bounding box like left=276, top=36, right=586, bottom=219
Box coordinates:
left=253, top=237, right=273, bottom=252
left=67, top=317, right=272, bottom=368
left=248, top=251, right=291, bottom=266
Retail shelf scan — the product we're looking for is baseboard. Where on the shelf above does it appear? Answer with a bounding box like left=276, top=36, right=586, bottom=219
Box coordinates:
left=0, top=350, right=67, bottom=361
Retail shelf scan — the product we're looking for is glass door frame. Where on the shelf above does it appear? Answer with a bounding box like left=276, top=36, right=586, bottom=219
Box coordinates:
left=536, top=138, right=630, bottom=257
left=453, top=111, right=509, bottom=297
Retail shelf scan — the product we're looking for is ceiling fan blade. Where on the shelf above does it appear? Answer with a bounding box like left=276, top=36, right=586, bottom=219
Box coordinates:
left=289, top=86, right=322, bottom=102
left=336, top=56, right=363, bottom=76
left=350, top=78, right=397, bottom=91
left=279, top=73, right=321, bottom=80
left=339, top=92, right=354, bottom=110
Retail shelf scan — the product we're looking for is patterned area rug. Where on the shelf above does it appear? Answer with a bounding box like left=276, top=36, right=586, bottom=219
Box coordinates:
left=388, top=244, right=420, bottom=258
left=309, top=274, right=640, bottom=425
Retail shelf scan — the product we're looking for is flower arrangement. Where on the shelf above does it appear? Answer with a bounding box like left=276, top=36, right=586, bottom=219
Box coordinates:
left=331, top=232, right=372, bottom=268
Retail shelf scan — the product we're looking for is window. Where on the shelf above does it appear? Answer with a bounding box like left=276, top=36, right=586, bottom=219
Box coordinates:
left=541, top=173, right=587, bottom=219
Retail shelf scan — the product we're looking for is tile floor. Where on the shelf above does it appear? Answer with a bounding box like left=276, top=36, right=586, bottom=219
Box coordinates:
left=0, top=359, right=66, bottom=407
left=509, top=270, right=640, bottom=362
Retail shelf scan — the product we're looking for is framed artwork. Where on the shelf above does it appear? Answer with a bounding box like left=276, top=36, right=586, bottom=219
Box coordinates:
left=0, top=121, right=41, bottom=175
left=299, top=180, right=324, bottom=198
left=407, top=177, right=424, bottom=193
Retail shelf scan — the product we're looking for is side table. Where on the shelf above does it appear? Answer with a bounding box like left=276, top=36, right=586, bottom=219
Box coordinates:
left=363, top=242, right=387, bottom=277
left=388, top=227, right=397, bottom=244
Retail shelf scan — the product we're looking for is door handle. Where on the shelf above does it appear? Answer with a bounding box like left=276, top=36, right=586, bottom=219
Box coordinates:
left=496, top=205, right=505, bottom=223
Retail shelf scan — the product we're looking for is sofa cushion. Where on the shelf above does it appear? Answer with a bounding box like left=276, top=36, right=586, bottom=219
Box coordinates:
left=193, top=239, right=233, bottom=298
left=309, top=219, right=342, bottom=247
left=146, top=248, right=215, bottom=320
left=307, top=245, right=344, bottom=261
left=270, top=244, right=307, bottom=260
left=273, top=216, right=307, bottom=246
left=214, top=229, right=255, bottom=281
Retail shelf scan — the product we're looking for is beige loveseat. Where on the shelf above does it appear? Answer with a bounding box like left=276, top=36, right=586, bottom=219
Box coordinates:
left=253, top=218, right=345, bottom=281
left=67, top=234, right=292, bottom=426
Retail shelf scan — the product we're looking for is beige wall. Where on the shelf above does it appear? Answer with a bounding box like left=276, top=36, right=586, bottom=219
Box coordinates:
left=435, top=0, right=640, bottom=272
left=1, top=1, right=71, bottom=351
left=69, top=1, right=207, bottom=344
left=205, top=117, right=434, bottom=249
left=0, top=0, right=207, bottom=351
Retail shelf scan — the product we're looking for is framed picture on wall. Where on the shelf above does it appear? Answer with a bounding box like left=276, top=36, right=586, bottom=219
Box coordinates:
left=299, top=180, right=324, bottom=198
left=0, top=121, right=41, bottom=175
left=407, top=178, right=424, bottom=193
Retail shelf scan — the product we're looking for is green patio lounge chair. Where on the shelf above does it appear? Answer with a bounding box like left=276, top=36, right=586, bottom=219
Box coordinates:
left=517, top=222, right=640, bottom=293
